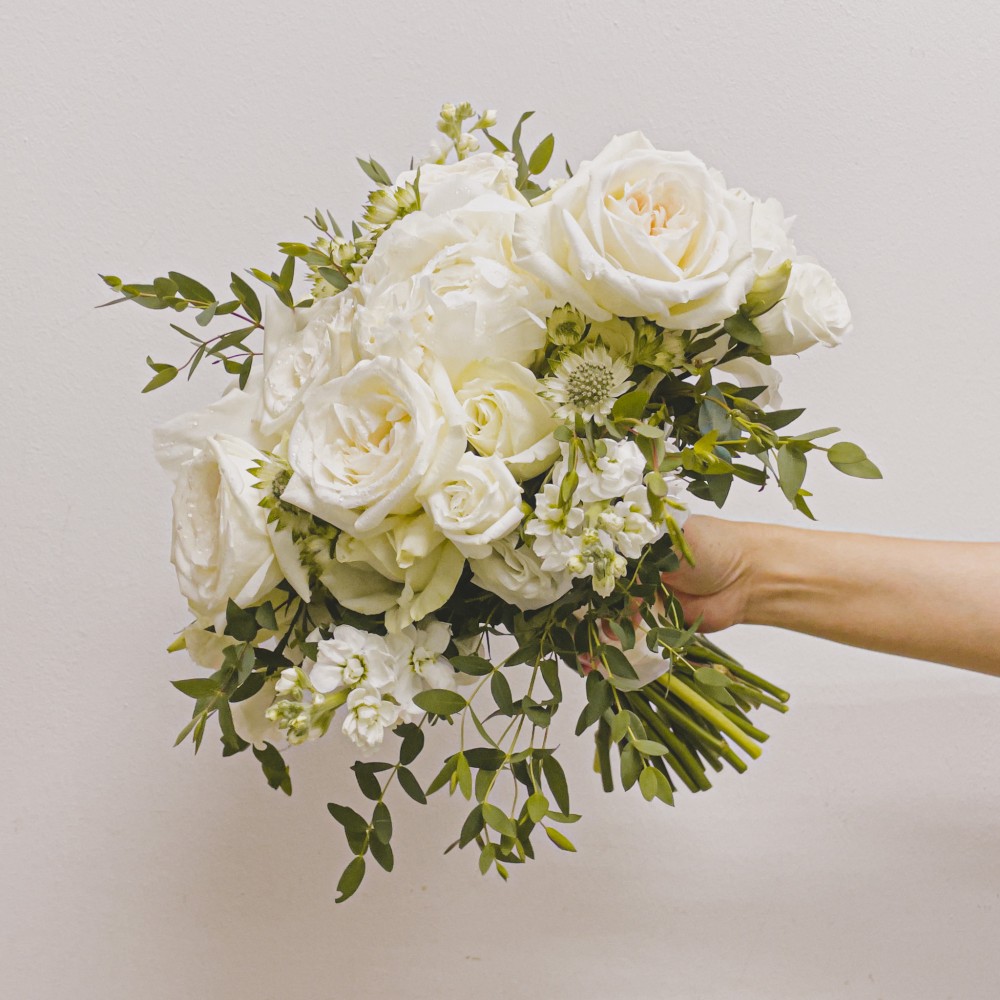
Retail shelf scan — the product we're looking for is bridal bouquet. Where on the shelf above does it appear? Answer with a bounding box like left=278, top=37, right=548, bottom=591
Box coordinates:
left=104, top=103, right=878, bottom=900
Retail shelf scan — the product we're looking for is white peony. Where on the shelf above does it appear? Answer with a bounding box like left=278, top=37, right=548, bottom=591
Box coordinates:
left=154, top=377, right=309, bottom=629
left=469, top=533, right=574, bottom=611
left=325, top=511, right=465, bottom=633
left=456, top=359, right=558, bottom=480
left=258, top=290, right=358, bottom=436
left=394, top=151, right=522, bottom=217
left=424, top=451, right=524, bottom=559
left=513, top=132, right=754, bottom=330
left=282, top=357, right=466, bottom=537
left=755, top=260, right=852, bottom=355
left=353, top=197, right=554, bottom=383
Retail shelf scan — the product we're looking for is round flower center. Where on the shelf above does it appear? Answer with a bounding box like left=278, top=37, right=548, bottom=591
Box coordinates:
left=567, top=361, right=615, bottom=409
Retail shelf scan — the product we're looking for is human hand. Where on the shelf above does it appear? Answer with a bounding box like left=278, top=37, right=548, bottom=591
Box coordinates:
left=660, top=515, right=761, bottom=632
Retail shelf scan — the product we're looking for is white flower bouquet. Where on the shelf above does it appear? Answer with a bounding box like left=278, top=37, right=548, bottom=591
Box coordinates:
left=103, top=103, right=878, bottom=901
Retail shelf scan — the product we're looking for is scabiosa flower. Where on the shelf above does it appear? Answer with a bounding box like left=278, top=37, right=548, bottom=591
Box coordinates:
left=543, top=344, right=632, bottom=423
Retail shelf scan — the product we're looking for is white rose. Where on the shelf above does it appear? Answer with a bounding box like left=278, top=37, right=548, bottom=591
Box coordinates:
left=730, top=189, right=796, bottom=276
left=154, top=378, right=309, bottom=628
left=259, top=290, right=358, bottom=436
left=513, top=132, right=754, bottom=329
left=325, top=512, right=465, bottom=633
left=755, top=261, right=852, bottom=355
left=456, top=359, right=559, bottom=480
left=282, top=357, right=466, bottom=537
left=713, top=356, right=783, bottom=410
left=394, top=151, right=522, bottom=217
left=354, top=198, right=553, bottom=382
left=424, top=451, right=524, bottom=559
left=469, top=533, right=573, bottom=611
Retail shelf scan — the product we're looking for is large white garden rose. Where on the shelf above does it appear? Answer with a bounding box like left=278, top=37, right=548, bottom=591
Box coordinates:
left=394, top=151, right=522, bottom=217
left=755, top=261, right=852, bottom=355
left=282, top=357, right=466, bottom=537
left=325, top=512, right=465, bottom=633
left=455, top=359, right=559, bottom=479
left=259, top=290, right=358, bottom=436
left=424, top=451, right=524, bottom=559
left=155, top=376, right=310, bottom=629
left=353, top=196, right=554, bottom=382
left=469, top=533, right=573, bottom=611
left=513, top=132, right=754, bottom=329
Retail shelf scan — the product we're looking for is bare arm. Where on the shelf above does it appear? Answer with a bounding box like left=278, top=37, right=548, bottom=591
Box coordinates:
left=661, top=515, right=1000, bottom=676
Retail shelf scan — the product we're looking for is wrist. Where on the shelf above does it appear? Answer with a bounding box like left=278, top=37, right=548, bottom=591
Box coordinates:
left=739, top=522, right=801, bottom=627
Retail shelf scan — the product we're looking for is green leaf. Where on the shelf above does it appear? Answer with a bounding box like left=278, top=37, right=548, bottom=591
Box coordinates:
left=335, top=856, right=366, bottom=904
left=425, top=757, right=457, bottom=796
left=230, top=670, right=265, bottom=704
left=459, top=805, right=484, bottom=847
left=490, top=671, right=514, bottom=715
left=620, top=743, right=642, bottom=790
left=230, top=273, right=262, bottom=323
left=168, top=271, right=214, bottom=304
left=724, top=312, right=764, bottom=348
left=224, top=600, right=258, bottom=642
left=372, top=801, right=392, bottom=844
left=528, top=133, right=555, bottom=175
left=317, top=266, right=350, bottom=291
left=456, top=752, right=473, bottom=800
left=464, top=747, right=505, bottom=770
left=351, top=762, right=382, bottom=801
left=482, top=803, right=517, bottom=838
left=450, top=654, right=493, bottom=676
left=396, top=723, right=424, bottom=765
left=827, top=442, right=883, bottom=479
left=777, top=444, right=807, bottom=503
left=694, top=665, right=730, bottom=687
left=631, top=738, right=669, bottom=757
left=544, top=826, right=577, bottom=852
left=600, top=645, right=639, bottom=681
left=759, top=407, right=805, bottom=431
left=356, top=156, right=392, bottom=186
left=612, top=389, right=649, bottom=422
left=412, top=689, right=467, bottom=717
left=478, top=842, right=496, bottom=875
left=252, top=742, right=291, bottom=795
left=171, top=677, right=218, bottom=699
left=327, top=802, right=368, bottom=834
left=540, top=659, right=562, bottom=700
left=397, top=766, right=427, bottom=804
left=278, top=252, right=295, bottom=292
left=526, top=792, right=549, bottom=823
left=141, top=366, right=178, bottom=393
left=541, top=755, right=570, bottom=814
left=254, top=602, right=278, bottom=632
left=368, top=834, right=394, bottom=872
left=639, top=766, right=660, bottom=801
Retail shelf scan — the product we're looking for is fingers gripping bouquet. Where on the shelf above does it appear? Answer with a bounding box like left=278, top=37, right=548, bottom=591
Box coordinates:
left=105, top=103, right=879, bottom=900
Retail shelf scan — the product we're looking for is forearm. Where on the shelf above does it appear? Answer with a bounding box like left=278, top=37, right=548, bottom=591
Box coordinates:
left=743, top=525, right=1000, bottom=675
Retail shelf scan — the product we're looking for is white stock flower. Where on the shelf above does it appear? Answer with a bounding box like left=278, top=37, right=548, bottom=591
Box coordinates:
left=514, top=132, right=754, bottom=329
left=342, top=684, right=400, bottom=749
left=394, top=151, right=522, bottom=217
left=325, top=511, right=465, bottom=633
left=354, top=198, right=553, bottom=383
left=456, top=359, right=559, bottom=480
left=282, top=357, right=466, bottom=537
left=543, top=344, right=633, bottom=423
left=755, top=261, right=852, bottom=355
left=258, top=290, right=358, bottom=436
left=470, top=533, right=574, bottom=611
left=309, top=624, right=395, bottom=694
left=573, top=440, right=647, bottom=503
left=524, top=482, right=584, bottom=572
left=608, top=485, right=666, bottom=559
left=386, top=619, right=457, bottom=721
left=424, top=451, right=524, bottom=559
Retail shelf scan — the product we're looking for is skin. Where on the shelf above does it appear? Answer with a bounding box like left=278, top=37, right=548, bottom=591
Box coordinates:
left=660, top=515, right=1000, bottom=677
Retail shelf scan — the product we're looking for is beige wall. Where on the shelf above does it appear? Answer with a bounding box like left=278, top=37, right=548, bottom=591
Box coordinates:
left=3, top=1, right=999, bottom=996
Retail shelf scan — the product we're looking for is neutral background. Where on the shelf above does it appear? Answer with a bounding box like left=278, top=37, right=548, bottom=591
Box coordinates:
left=3, top=1, right=998, bottom=997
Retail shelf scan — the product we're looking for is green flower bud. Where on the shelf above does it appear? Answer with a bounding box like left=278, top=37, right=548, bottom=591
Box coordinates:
left=744, top=259, right=792, bottom=318
left=546, top=304, right=588, bottom=346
